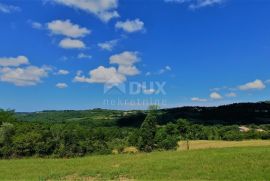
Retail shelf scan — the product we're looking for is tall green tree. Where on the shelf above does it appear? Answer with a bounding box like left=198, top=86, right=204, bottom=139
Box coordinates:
left=138, top=105, right=159, bottom=152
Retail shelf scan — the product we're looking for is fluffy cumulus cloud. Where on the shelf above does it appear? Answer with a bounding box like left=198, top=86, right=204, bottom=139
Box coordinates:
left=109, top=51, right=139, bottom=66
left=165, top=0, right=224, bottom=9
left=47, top=19, right=90, bottom=38
left=110, top=51, right=140, bottom=76
left=118, top=65, right=139, bottom=76
left=53, top=0, right=119, bottom=22
left=238, top=79, right=266, bottom=91
left=0, top=3, right=20, bottom=13
left=74, top=66, right=126, bottom=85
left=56, top=83, right=68, bottom=88
left=0, top=56, right=29, bottom=67
left=0, top=56, right=50, bottom=86
left=98, top=39, right=118, bottom=51
left=74, top=51, right=140, bottom=86
left=0, top=66, right=50, bottom=86
left=115, top=19, right=144, bottom=33
left=59, top=38, right=86, bottom=49
left=191, top=97, right=207, bottom=102
left=210, top=92, right=223, bottom=100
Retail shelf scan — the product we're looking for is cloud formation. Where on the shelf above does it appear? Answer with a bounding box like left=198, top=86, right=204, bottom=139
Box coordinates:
left=98, top=39, right=118, bottom=51
left=109, top=51, right=139, bottom=66
left=210, top=92, right=223, bottom=100
left=238, top=79, right=266, bottom=91
left=165, top=0, right=224, bottom=9
left=74, top=51, right=140, bottom=86
left=0, top=66, right=50, bottom=86
left=115, top=19, right=144, bottom=33
left=53, top=0, right=119, bottom=22
left=59, top=38, right=86, bottom=49
left=47, top=19, right=90, bottom=38
left=0, top=56, right=29, bottom=67
left=191, top=97, right=207, bottom=102
left=74, top=66, right=126, bottom=85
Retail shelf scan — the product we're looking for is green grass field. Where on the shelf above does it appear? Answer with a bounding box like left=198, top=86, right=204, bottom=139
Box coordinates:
left=0, top=143, right=269, bottom=181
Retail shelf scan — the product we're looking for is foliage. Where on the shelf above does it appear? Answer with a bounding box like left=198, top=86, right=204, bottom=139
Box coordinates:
left=138, top=111, right=158, bottom=152
left=0, top=108, right=270, bottom=159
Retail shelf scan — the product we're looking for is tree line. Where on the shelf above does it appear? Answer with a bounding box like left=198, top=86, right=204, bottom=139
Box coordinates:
left=0, top=108, right=270, bottom=158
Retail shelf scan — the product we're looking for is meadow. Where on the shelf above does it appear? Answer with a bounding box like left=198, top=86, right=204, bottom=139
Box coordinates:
left=0, top=141, right=269, bottom=181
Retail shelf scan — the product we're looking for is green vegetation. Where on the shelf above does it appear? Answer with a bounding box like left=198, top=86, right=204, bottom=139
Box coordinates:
left=1, top=106, right=270, bottom=158
left=0, top=146, right=269, bottom=180
left=1, top=103, right=270, bottom=180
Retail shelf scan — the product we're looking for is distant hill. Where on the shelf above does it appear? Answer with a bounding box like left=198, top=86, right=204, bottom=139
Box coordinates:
left=15, top=102, right=270, bottom=127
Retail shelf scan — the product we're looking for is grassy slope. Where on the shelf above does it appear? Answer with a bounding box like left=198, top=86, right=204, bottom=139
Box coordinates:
left=0, top=146, right=269, bottom=181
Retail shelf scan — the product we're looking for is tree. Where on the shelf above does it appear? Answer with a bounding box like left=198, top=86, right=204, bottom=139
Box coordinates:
left=0, top=109, right=15, bottom=124
left=177, top=119, right=191, bottom=150
left=138, top=106, right=159, bottom=152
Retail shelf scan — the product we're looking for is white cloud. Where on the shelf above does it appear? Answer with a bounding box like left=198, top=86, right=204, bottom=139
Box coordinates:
left=0, top=66, right=49, bottom=86
left=77, top=53, right=92, bottom=59
left=74, top=66, right=126, bottom=85
left=59, top=38, right=86, bottom=49
left=110, top=51, right=140, bottom=66
left=98, top=39, right=118, bottom=51
left=238, top=79, right=266, bottom=91
left=53, top=0, right=119, bottom=22
left=210, top=92, right=223, bottom=100
left=165, top=0, right=224, bottom=9
left=226, top=92, right=237, bottom=98
left=0, top=3, right=20, bottom=13
left=109, top=51, right=140, bottom=76
left=47, top=19, right=90, bottom=38
left=56, top=83, right=68, bottom=88
left=57, top=69, right=69, bottom=75
left=74, top=51, right=141, bottom=86
left=191, top=97, right=207, bottom=102
left=115, top=19, right=144, bottom=33
left=118, top=65, right=140, bottom=76
left=0, top=56, right=29, bottom=67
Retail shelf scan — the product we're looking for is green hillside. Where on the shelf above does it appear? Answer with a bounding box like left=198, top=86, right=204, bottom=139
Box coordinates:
left=15, top=102, right=270, bottom=127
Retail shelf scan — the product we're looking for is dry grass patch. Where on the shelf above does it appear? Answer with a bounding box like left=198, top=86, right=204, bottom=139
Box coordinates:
left=178, top=140, right=270, bottom=151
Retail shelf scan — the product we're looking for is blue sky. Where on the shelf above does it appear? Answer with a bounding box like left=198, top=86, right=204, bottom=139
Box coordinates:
left=0, top=0, right=270, bottom=112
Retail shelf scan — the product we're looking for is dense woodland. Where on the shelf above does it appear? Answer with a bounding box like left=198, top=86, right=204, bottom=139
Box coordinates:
left=1, top=102, right=270, bottom=158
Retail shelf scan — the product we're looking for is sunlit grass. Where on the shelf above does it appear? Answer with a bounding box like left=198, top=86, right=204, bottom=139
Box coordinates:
left=0, top=144, right=269, bottom=180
